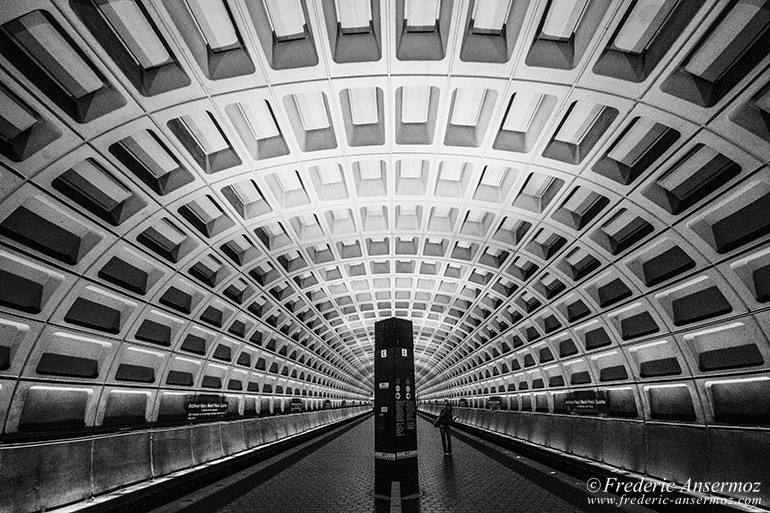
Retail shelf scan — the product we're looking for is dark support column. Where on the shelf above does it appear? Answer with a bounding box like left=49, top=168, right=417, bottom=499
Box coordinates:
left=373, top=317, right=419, bottom=499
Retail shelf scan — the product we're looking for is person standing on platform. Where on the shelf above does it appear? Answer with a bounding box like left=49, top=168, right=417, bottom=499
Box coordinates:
left=434, top=400, right=454, bottom=455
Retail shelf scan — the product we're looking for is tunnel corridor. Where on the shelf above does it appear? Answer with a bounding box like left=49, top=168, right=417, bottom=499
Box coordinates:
left=0, top=0, right=769, bottom=511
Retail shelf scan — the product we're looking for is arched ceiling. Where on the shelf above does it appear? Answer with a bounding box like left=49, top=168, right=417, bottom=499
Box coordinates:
left=1, top=0, right=770, bottom=411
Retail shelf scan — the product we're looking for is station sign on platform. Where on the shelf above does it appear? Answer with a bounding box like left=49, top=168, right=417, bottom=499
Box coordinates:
left=186, top=395, right=228, bottom=421
left=565, top=390, right=609, bottom=415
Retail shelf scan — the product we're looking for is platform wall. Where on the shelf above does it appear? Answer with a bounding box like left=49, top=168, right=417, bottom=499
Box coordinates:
left=420, top=405, right=770, bottom=506
left=0, top=406, right=369, bottom=513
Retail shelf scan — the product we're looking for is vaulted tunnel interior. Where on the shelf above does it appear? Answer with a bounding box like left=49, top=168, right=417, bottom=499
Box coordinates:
left=0, top=0, right=769, bottom=510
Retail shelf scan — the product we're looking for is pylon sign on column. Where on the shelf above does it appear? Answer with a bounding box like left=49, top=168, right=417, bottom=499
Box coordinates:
left=373, top=317, right=419, bottom=499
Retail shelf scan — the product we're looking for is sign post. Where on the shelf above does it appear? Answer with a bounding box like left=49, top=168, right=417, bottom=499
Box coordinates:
left=374, top=317, right=419, bottom=500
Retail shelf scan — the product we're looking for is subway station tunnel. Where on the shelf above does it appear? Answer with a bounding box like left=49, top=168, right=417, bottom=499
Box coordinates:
left=0, top=0, right=769, bottom=511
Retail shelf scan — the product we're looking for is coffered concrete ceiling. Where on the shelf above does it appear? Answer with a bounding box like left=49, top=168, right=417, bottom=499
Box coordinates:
left=1, top=0, right=769, bottom=431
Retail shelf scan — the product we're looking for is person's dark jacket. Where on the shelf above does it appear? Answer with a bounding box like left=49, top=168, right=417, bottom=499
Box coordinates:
left=434, top=408, right=454, bottom=427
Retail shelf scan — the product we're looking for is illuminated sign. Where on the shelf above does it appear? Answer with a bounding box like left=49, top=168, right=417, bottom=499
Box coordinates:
left=187, top=396, right=228, bottom=420
left=565, top=390, right=609, bottom=415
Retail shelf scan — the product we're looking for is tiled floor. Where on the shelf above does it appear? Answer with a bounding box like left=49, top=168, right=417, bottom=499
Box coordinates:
left=193, top=415, right=591, bottom=513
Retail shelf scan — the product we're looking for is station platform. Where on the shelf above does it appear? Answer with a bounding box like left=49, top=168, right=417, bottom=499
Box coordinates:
left=145, top=413, right=642, bottom=513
